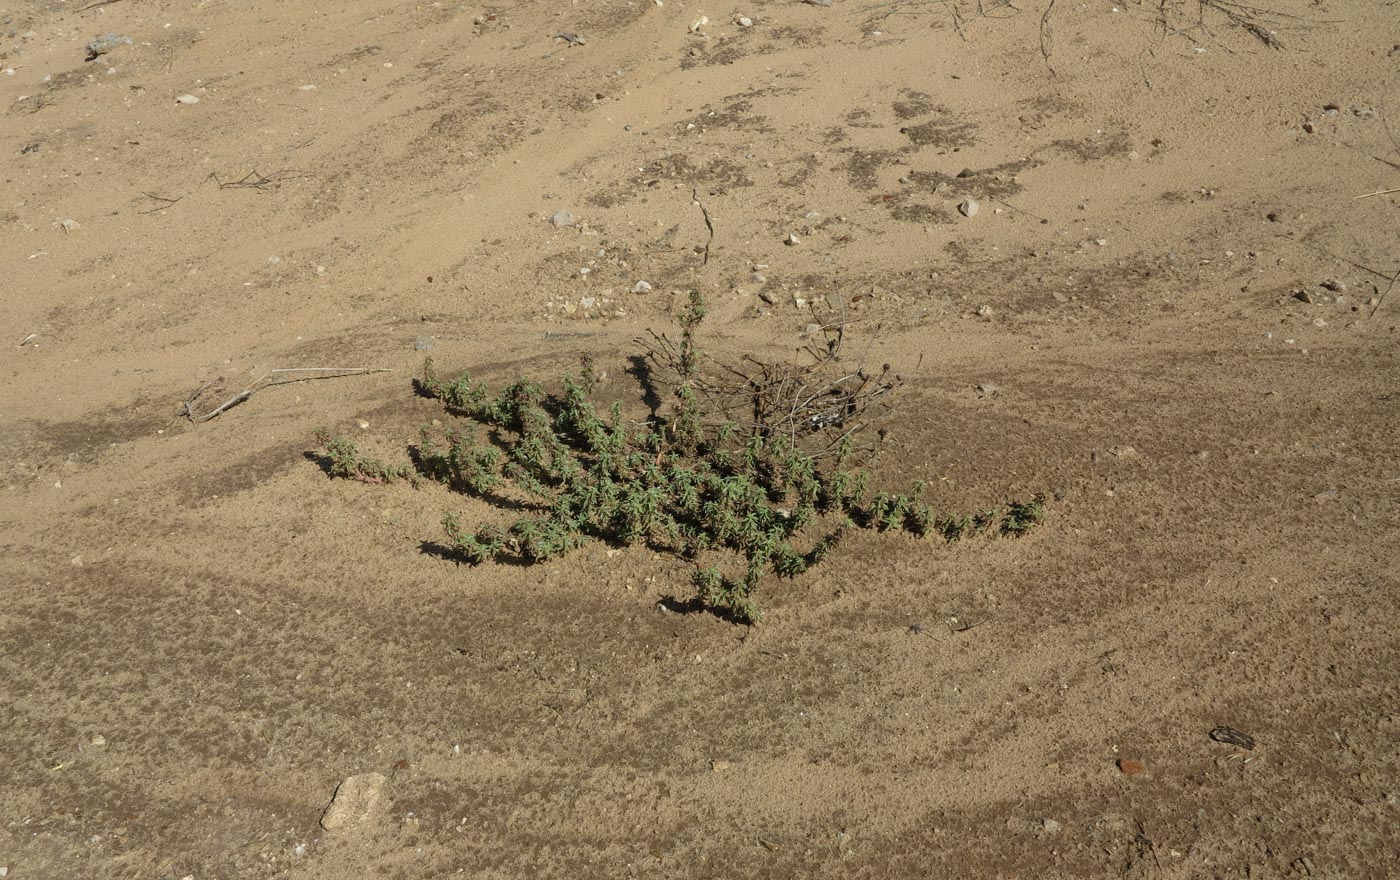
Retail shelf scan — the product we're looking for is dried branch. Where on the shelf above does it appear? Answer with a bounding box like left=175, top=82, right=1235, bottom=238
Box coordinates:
left=1039, top=0, right=1057, bottom=74
left=206, top=168, right=315, bottom=191
left=639, top=307, right=901, bottom=460
left=183, top=367, right=389, bottom=423
left=692, top=188, right=715, bottom=265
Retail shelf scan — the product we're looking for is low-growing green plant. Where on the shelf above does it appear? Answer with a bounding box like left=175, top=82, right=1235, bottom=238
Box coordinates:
left=313, top=428, right=418, bottom=486
left=314, top=293, right=1045, bottom=622
left=1001, top=494, right=1048, bottom=536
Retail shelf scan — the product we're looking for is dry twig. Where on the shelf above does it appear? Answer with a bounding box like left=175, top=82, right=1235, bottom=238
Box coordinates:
left=1039, top=0, right=1057, bottom=74
left=206, top=168, right=315, bottom=191
left=641, top=308, right=901, bottom=458
left=1152, top=0, right=1326, bottom=50
left=138, top=191, right=183, bottom=214
left=183, top=367, right=389, bottom=423
left=1370, top=269, right=1398, bottom=319
left=692, top=187, right=715, bottom=266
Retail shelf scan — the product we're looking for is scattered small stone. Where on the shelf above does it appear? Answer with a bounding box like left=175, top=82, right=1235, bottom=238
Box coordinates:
left=321, top=773, right=387, bottom=830
left=1301, top=121, right=1316, bottom=134
left=176, top=94, right=200, bottom=104
left=1293, top=289, right=1313, bottom=303
left=631, top=280, right=653, bottom=293
left=710, top=759, right=731, bottom=772
left=1266, top=211, right=1280, bottom=222
left=784, top=232, right=801, bottom=246
left=804, top=322, right=822, bottom=337
left=751, top=272, right=767, bottom=284
left=58, top=218, right=80, bottom=233
left=804, top=210, right=822, bottom=220
left=975, top=304, right=993, bottom=317
left=975, top=383, right=999, bottom=397
left=550, top=209, right=576, bottom=227
left=1041, top=818, right=1062, bottom=834
left=294, top=844, right=307, bottom=856
left=1312, top=318, right=1327, bottom=328
left=735, top=15, right=754, bottom=27
left=1320, top=279, right=1345, bottom=292
left=758, top=289, right=777, bottom=305
left=1118, top=758, right=1146, bottom=776
left=413, top=335, right=435, bottom=351
left=85, top=34, right=132, bottom=60
left=803, top=0, right=832, bottom=6
left=1368, top=296, right=1381, bottom=307
left=1353, top=106, right=1377, bottom=119
left=958, top=198, right=980, bottom=218
left=689, top=15, right=709, bottom=32
left=90, top=734, right=106, bottom=747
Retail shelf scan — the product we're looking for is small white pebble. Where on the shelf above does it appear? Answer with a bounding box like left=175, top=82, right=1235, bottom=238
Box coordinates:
left=176, top=94, right=199, bottom=104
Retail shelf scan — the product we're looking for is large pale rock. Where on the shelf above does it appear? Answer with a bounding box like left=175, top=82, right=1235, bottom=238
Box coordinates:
left=320, top=773, right=387, bottom=831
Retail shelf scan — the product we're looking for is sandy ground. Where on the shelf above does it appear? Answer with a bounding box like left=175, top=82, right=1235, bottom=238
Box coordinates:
left=3, top=0, right=1399, bottom=877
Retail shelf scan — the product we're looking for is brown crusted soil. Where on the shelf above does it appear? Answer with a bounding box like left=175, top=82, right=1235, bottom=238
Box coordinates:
left=2, top=1, right=1398, bottom=878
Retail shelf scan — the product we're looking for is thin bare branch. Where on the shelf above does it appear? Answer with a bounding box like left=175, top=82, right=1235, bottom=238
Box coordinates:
left=183, top=367, right=390, bottom=423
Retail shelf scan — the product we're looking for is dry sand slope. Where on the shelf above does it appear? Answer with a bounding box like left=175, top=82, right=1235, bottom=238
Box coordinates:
left=2, top=0, right=1398, bottom=877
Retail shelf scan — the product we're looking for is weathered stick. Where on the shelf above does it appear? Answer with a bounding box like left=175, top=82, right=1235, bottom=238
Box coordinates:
left=183, top=367, right=390, bottom=423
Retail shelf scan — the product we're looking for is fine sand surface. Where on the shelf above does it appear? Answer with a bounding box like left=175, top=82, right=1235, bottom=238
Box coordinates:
left=2, top=1, right=1397, bottom=877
